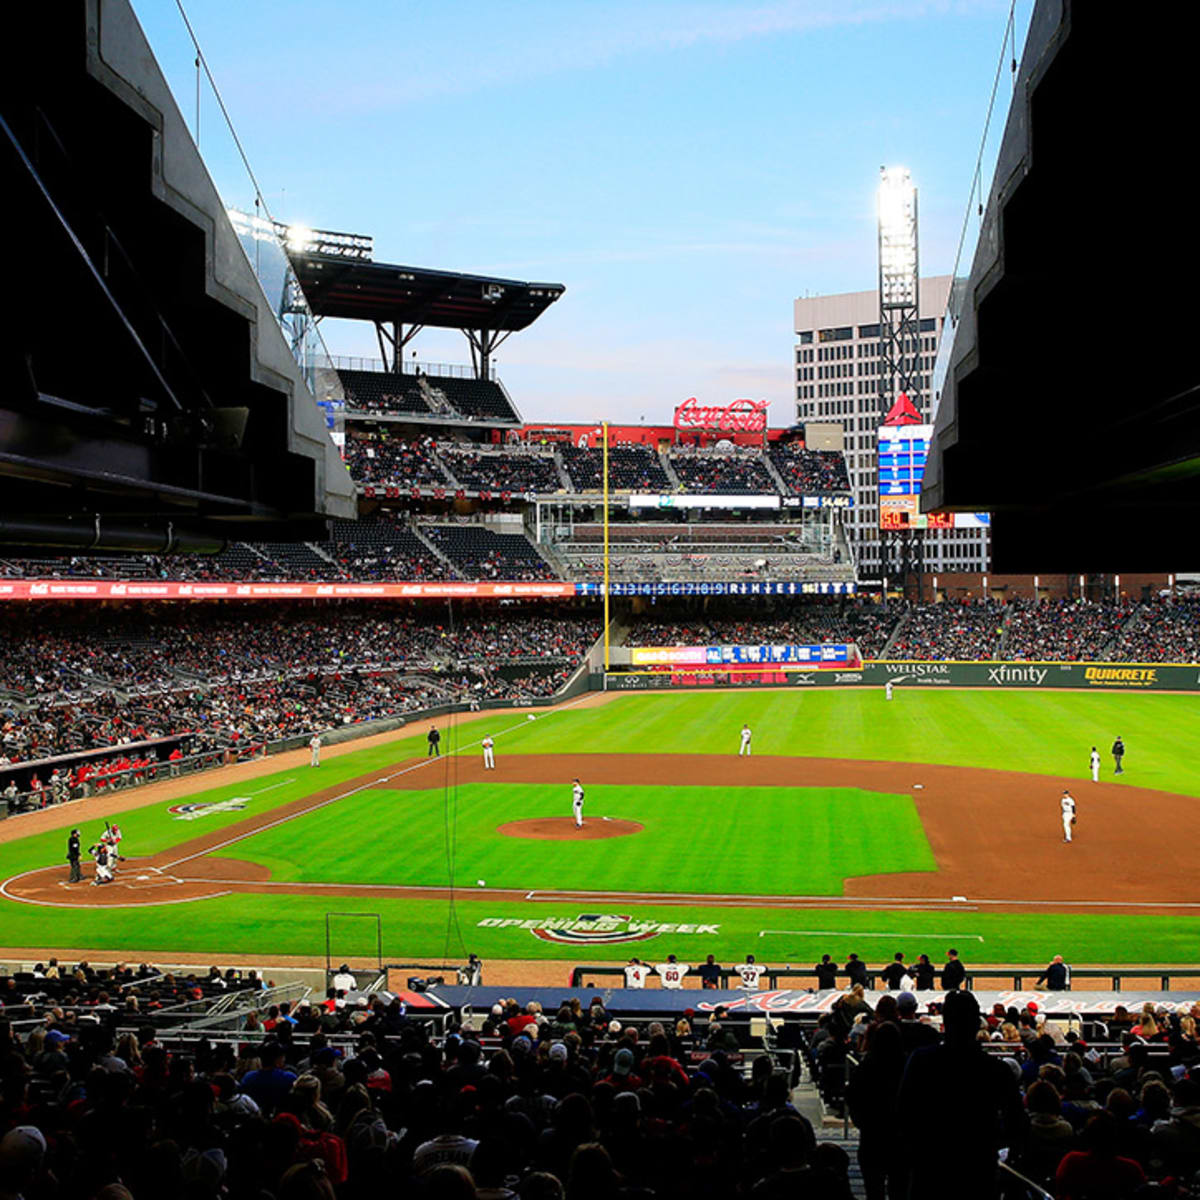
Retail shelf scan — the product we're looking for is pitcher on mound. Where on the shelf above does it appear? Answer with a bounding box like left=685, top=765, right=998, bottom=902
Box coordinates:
left=572, top=779, right=585, bottom=828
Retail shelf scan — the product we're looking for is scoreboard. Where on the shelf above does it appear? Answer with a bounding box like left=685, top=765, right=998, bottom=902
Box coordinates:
left=877, top=423, right=990, bottom=530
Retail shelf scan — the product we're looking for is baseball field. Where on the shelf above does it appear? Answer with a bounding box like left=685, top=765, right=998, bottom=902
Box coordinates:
left=2, top=686, right=1200, bottom=972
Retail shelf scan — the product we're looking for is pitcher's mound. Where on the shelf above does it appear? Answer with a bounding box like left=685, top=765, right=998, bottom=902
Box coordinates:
left=497, top=817, right=644, bottom=841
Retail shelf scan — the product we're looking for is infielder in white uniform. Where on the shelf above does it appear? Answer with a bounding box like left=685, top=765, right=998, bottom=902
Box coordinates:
left=739, top=724, right=752, bottom=756
left=735, top=954, right=766, bottom=990
left=1089, top=746, right=1101, bottom=783
left=655, top=955, right=688, bottom=989
left=572, top=778, right=585, bottom=827
left=309, top=734, right=321, bottom=767
left=885, top=680, right=894, bottom=701
left=623, top=958, right=648, bottom=989
left=1061, top=790, right=1077, bottom=842
left=482, top=736, right=495, bottom=770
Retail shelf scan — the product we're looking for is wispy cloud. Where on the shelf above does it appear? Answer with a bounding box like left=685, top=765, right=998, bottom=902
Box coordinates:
left=316, top=1, right=1003, bottom=112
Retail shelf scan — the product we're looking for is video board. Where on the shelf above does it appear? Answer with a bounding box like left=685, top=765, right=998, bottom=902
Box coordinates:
left=877, top=423, right=990, bottom=530
left=629, top=644, right=852, bottom=667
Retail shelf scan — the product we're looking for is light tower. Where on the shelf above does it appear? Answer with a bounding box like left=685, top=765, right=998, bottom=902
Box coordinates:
left=877, top=166, right=923, bottom=594
left=877, top=166, right=922, bottom=416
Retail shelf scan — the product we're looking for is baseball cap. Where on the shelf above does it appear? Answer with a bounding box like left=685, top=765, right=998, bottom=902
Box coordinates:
left=0, top=1126, right=47, bottom=1170
left=548, top=1041, right=568, bottom=1063
left=613, top=1048, right=634, bottom=1076
left=45, top=1030, right=70, bottom=1045
left=608, top=1019, right=622, bottom=1034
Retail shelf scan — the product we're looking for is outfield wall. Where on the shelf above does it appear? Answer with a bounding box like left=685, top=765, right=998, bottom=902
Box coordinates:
left=600, top=661, right=1200, bottom=691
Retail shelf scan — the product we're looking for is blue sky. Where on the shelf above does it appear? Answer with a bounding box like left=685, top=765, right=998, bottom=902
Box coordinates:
left=134, top=1, right=1028, bottom=425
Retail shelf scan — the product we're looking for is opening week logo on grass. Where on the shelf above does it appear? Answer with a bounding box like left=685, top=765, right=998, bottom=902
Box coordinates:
left=168, top=797, right=250, bottom=821
left=476, top=913, right=720, bottom=945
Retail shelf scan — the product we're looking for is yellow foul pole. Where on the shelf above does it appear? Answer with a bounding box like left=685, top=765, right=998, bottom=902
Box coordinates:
left=602, top=422, right=610, bottom=672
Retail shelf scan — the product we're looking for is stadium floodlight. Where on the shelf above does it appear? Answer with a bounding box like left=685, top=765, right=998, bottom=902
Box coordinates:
left=878, top=167, right=918, bottom=309
left=285, top=224, right=316, bottom=254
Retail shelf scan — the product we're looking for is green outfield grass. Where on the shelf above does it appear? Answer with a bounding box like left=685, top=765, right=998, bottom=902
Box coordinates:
left=221, top=783, right=935, bottom=895
left=1, top=687, right=1199, bottom=965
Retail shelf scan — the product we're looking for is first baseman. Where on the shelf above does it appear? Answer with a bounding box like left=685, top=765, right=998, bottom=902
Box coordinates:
left=739, top=723, right=752, bottom=756
left=572, top=778, right=585, bottom=828
left=885, top=680, right=894, bottom=701
left=482, top=736, right=495, bottom=770
left=1060, top=790, right=1077, bottom=842
left=310, top=734, right=321, bottom=767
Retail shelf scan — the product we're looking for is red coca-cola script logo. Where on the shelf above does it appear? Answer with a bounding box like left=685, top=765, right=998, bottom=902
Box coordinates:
left=674, top=397, right=768, bottom=433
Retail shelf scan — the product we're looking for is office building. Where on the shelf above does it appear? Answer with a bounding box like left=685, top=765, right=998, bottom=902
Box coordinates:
left=794, top=276, right=990, bottom=577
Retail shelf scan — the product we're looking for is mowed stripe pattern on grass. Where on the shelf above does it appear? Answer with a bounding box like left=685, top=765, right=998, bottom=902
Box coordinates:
left=473, top=690, right=1200, bottom=797
left=216, top=783, right=935, bottom=896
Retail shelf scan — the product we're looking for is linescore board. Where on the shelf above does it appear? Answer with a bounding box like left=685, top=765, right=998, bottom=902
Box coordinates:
left=877, top=423, right=990, bottom=530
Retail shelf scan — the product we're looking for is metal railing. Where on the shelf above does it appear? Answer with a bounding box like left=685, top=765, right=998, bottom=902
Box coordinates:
left=568, top=964, right=1200, bottom=992
left=326, top=355, right=496, bottom=381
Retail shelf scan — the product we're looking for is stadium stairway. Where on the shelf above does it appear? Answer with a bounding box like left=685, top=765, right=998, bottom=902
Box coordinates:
left=878, top=610, right=909, bottom=658
left=658, top=448, right=682, bottom=491
left=409, top=522, right=461, bottom=577
left=551, top=446, right=574, bottom=493
left=1102, top=604, right=1145, bottom=660
left=761, top=452, right=790, bottom=496
left=530, top=535, right=568, bottom=579
left=996, top=605, right=1017, bottom=658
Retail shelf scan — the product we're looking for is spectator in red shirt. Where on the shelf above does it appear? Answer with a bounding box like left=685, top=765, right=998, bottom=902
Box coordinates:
left=1055, top=1112, right=1145, bottom=1199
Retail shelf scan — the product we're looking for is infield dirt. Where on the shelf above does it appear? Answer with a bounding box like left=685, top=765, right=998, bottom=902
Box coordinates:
left=5, top=753, right=1196, bottom=916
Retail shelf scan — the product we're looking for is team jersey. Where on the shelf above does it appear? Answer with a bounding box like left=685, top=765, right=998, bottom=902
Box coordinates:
left=655, top=962, right=689, bottom=989
left=1090, top=751, right=1100, bottom=767
left=623, top=964, right=648, bottom=989
left=482, top=738, right=493, bottom=749
left=1061, top=795, right=1076, bottom=816
left=735, top=962, right=766, bottom=990
left=740, top=728, right=752, bottom=743
left=572, top=784, right=585, bottom=804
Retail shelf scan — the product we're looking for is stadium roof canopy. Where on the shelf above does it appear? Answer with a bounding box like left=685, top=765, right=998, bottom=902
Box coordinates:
left=291, top=255, right=565, bottom=332
left=923, top=1, right=1199, bottom=571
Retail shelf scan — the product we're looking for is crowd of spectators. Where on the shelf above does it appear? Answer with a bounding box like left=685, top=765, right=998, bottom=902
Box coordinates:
left=887, top=600, right=1005, bottom=661
left=0, top=605, right=598, bottom=766
left=1109, top=596, right=1200, bottom=663
left=1004, top=599, right=1134, bottom=662
left=343, top=433, right=448, bottom=489
left=440, top=449, right=561, bottom=495
left=767, top=446, right=850, bottom=494
left=423, top=527, right=558, bottom=583
left=667, top=449, right=777, bottom=495
left=561, top=446, right=671, bottom=492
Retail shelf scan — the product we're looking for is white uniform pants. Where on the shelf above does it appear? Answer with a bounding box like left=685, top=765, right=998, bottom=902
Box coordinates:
left=483, top=747, right=495, bottom=769
left=311, top=749, right=320, bottom=767
left=1091, top=763, right=1099, bottom=782
left=1062, top=814, right=1073, bottom=842
left=573, top=802, right=583, bottom=828
left=739, top=740, right=751, bottom=756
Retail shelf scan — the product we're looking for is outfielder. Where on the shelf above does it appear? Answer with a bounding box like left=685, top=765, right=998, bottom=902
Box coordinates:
left=885, top=680, right=894, bottom=701
left=739, top=723, right=752, bottom=756
left=571, top=778, right=585, bottom=828
left=1089, top=745, right=1100, bottom=783
left=310, top=734, right=322, bottom=768
left=1061, top=790, right=1077, bottom=842
left=482, top=736, right=495, bottom=770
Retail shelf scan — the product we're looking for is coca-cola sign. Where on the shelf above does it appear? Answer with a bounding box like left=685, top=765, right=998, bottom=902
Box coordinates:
left=674, top=396, right=768, bottom=433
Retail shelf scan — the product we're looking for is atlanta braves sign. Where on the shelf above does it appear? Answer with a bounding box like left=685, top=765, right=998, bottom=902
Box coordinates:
left=673, top=397, right=768, bottom=434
